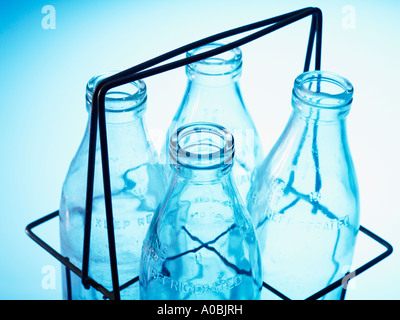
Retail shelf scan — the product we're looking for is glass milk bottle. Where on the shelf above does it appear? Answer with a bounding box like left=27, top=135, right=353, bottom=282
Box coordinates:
left=247, top=71, right=360, bottom=299
left=141, top=122, right=262, bottom=300
left=59, top=73, right=166, bottom=299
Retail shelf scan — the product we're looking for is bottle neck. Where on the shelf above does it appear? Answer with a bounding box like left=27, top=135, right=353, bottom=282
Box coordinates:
left=291, top=95, right=350, bottom=124
left=287, top=109, right=348, bottom=151
left=291, top=70, right=353, bottom=123
left=86, top=72, right=147, bottom=124
left=169, top=122, right=234, bottom=183
left=291, top=103, right=348, bottom=126
left=186, top=42, right=242, bottom=87
left=187, top=69, right=241, bottom=87
left=172, top=164, right=233, bottom=183
left=84, top=72, right=156, bottom=165
left=270, top=70, right=355, bottom=167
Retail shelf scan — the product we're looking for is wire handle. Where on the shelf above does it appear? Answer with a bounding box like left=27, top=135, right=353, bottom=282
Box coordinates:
left=81, top=6, right=323, bottom=300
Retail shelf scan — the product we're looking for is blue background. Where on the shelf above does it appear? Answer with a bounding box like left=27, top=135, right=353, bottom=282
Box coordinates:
left=0, top=0, right=399, bottom=299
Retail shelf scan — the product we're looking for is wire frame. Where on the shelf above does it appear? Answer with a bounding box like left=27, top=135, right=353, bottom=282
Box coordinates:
left=25, top=212, right=393, bottom=300
left=25, top=7, right=392, bottom=300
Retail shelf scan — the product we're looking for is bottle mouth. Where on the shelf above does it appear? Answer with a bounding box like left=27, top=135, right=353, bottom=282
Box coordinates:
left=292, top=70, right=353, bottom=110
left=186, top=43, right=242, bottom=77
left=169, top=122, right=234, bottom=170
left=86, top=71, right=147, bottom=113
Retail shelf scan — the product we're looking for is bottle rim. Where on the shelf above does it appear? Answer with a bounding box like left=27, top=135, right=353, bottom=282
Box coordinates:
left=186, top=43, right=242, bottom=77
left=86, top=71, right=147, bottom=113
left=169, top=122, right=234, bottom=170
left=293, top=70, right=354, bottom=110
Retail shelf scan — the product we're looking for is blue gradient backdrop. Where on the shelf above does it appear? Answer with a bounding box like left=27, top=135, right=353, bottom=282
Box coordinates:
left=0, top=0, right=398, bottom=299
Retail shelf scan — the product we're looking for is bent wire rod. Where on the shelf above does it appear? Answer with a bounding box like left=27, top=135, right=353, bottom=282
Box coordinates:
left=81, top=7, right=323, bottom=299
left=25, top=210, right=393, bottom=300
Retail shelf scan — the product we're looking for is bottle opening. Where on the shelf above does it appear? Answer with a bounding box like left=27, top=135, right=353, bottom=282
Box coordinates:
left=86, top=71, right=147, bottom=113
left=169, top=122, right=234, bottom=170
left=293, top=70, right=353, bottom=109
left=186, top=43, right=242, bottom=77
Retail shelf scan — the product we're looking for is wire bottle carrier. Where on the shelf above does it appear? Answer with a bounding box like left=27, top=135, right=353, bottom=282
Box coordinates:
left=25, top=7, right=393, bottom=300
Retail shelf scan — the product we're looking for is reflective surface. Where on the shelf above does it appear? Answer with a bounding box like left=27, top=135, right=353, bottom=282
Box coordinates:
left=141, top=123, right=262, bottom=300
left=161, top=43, right=263, bottom=202
left=59, top=73, right=166, bottom=299
left=247, top=71, right=360, bottom=299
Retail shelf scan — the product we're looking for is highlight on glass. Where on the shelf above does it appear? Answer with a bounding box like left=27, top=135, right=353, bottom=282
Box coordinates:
left=247, top=70, right=359, bottom=300
left=140, top=122, right=263, bottom=300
